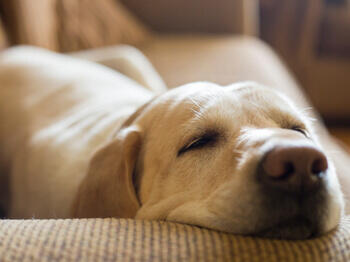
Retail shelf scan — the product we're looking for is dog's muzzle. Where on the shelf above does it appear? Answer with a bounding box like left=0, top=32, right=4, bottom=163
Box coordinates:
left=255, top=144, right=329, bottom=239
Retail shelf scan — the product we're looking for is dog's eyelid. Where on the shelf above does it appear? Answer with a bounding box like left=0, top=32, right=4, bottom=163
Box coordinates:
left=177, top=131, right=219, bottom=156
left=290, top=125, right=308, bottom=136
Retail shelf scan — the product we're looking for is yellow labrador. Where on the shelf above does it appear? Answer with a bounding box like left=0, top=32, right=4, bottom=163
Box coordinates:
left=0, top=46, right=344, bottom=240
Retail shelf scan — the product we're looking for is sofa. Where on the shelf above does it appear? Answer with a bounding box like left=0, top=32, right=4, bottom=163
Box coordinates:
left=1, top=1, right=350, bottom=261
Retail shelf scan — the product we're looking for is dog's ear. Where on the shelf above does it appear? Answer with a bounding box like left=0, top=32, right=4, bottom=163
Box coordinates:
left=73, top=125, right=142, bottom=218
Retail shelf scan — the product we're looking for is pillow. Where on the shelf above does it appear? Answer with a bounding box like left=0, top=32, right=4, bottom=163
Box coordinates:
left=0, top=0, right=149, bottom=52
left=56, top=0, right=150, bottom=52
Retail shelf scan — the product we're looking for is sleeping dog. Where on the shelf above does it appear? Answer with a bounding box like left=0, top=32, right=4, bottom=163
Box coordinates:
left=0, top=46, right=344, bottom=240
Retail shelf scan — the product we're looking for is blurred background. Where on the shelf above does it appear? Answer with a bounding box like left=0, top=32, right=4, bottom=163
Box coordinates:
left=0, top=0, right=349, bottom=136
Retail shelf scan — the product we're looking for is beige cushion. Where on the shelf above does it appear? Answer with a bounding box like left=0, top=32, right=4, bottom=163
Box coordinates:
left=141, top=36, right=306, bottom=100
left=0, top=0, right=149, bottom=52
left=1, top=217, right=350, bottom=262
left=56, top=0, right=150, bottom=52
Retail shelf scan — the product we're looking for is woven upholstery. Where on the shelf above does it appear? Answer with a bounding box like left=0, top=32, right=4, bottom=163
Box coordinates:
left=1, top=217, right=350, bottom=262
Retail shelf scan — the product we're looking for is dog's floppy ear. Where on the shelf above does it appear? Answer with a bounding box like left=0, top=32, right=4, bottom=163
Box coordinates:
left=73, top=125, right=142, bottom=218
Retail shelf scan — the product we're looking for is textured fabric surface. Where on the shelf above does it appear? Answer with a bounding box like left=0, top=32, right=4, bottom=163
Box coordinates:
left=0, top=217, right=350, bottom=262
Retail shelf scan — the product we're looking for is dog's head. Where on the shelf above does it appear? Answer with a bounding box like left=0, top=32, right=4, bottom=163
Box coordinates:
left=74, top=82, right=344, bottom=239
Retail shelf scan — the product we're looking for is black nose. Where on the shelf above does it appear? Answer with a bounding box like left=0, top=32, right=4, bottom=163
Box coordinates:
left=260, top=145, right=328, bottom=193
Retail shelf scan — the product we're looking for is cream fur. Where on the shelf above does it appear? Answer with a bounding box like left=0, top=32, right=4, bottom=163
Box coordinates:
left=0, top=46, right=344, bottom=239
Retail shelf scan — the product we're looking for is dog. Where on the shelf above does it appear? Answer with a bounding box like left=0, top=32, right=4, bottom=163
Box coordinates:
left=0, top=46, right=344, bottom=240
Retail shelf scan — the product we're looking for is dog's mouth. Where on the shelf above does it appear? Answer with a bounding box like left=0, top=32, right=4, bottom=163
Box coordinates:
left=251, top=168, right=328, bottom=240
left=255, top=215, right=318, bottom=240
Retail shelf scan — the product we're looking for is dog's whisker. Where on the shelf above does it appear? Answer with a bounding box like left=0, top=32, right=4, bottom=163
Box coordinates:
left=300, top=107, right=314, bottom=113
left=328, top=150, right=343, bottom=155
left=306, top=116, right=317, bottom=122
left=233, top=148, right=245, bottom=155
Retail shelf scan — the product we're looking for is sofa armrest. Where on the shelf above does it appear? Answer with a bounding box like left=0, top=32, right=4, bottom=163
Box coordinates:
left=120, top=0, right=259, bottom=36
left=1, top=218, right=350, bottom=262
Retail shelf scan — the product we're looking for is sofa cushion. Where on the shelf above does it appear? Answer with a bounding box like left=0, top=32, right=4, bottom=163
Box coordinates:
left=0, top=217, right=350, bottom=262
left=0, top=0, right=150, bottom=52
left=56, top=0, right=150, bottom=52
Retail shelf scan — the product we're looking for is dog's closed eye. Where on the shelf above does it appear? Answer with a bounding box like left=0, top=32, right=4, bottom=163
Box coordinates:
left=290, top=125, right=308, bottom=137
left=178, top=131, right=219, bottom=156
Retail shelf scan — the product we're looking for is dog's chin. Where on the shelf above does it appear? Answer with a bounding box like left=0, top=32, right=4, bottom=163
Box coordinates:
left=254, top=216, right=318, bottom=240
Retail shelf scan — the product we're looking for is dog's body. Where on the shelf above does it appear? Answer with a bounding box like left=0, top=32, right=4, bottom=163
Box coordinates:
left=0, top=46, right=152, bottom=218
left=0, top=46, right=345, bottom=239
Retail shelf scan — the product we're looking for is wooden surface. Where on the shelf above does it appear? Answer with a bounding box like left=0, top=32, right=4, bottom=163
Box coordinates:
left=0, top=17, right=6, bottom=49
left=330, top=128, right=350, bottom=150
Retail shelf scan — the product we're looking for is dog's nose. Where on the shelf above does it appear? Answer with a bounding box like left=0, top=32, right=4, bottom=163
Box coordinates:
left=261, top=145, right=328, bottom=192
